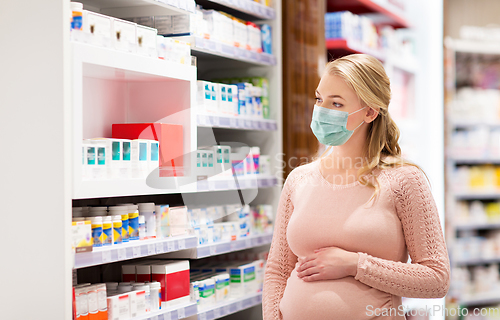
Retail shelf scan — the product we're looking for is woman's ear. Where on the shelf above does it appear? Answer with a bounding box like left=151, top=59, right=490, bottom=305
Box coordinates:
left=364, top=107, right=379, bottom=124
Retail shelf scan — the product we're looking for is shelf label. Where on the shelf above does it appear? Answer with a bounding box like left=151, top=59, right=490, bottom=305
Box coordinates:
left=164, top=311, right=172, bottom=320
left=102, top=250, right=111, bottom=263
left=245, top=238, right=252, bottom=248
left=178, top=307, right=185, bottom=319
left=118, top=248, right=126, bottom=260
left=245, top=120, right=252, bottom=128
left=178, top=239, right=186, bottom=250
left=212, top=116, right=220, bottom=126
left=236, top=118, right=243, bottom=128
left=210, top=246, right=217, bottom=255
left=199, top=313, right=207, bottom=320
left=167, top=240, right=176, bottom=252
left=237, top=301, right=243, bottom=310
left=148, top=243, right=155, bottom=255
left=229, top=118, right=237, bottom=127
left=223, top=305, right=230, bottom=315
left=156, top=242, right=164, bottom=254
left=214, top=308, right=222, bottom=318
left=151, top=316, right=159, bottom=320
left=253, top=295, right=261, bottom=305
left=132, top=246, right=141, bottom=258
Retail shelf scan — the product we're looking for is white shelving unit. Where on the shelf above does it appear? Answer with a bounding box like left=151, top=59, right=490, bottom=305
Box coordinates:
left=445, top=38, right=500, bottom=309
left=68, top=1, right=282, bottom=320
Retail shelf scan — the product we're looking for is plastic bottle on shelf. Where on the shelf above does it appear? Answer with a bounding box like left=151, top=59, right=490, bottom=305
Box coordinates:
left=148, top=282, right=161, bottom=311
left=70, top=2, right=83, bottom=31
left=89, top=206, right=107, bottom=217
left=133, top=284, right=151, bottom=313
left=109, top=206, right=130, bottom=243
left=138, top=203, right=156, bottom=239
left=90, top=216, right=103, bottom=248
left=138, top=215, right=146, bottom=240
left=118, top=285, right=133, bottom=293
left=128, top=205, right=140, bottom=241
left=102, top=216, right=113, bottom=246
left=112, top=215, right=123, bottom=245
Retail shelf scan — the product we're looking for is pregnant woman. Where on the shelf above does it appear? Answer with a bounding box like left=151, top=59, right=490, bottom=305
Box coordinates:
left=262, top=54, right=450, bottom=320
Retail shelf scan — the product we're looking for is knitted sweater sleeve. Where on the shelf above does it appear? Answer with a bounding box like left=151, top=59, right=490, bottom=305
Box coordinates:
left=262, top=171, right=300, bottom=320
left=354, top=165, right=451, bottom=298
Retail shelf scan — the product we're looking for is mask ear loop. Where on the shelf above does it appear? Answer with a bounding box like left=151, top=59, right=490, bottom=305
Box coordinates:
left=348, top=106, right=367, bottom=132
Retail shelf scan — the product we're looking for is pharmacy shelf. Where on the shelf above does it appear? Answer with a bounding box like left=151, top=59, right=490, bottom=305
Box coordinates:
left=449, top=119, right=500, bottom=128
left=327, top=0, right=408, bottom=28
left=168, top=232, right=273, bottom=259
left=445, top=37, right=500, bottom=56
left=134, top=302, right=198, bottom=320
left=455, top=222, right=500, bottom=231
left=196, top=0, right=275, bottom=20
left=453, top=191, right=500, bottom=200
left=197, top=114, right=278, bottom=131
left=189, top=36, right=276, bottom=66
left=74, top=235, right=198, bottom=269
left=80, top=0, right=194, bottom=18
left=455, top=256, right=500, bottom=266
left=386, top=53, right=418, bottom=74
left=74, top=175, right=278, bottom=199
left=459, top=292, right=500, bottom=307
left=197, top=292, right=262, bottom=320
left=326, top=39, right=386, bottom=62
left=72, top=41, right=195, bottom=82
left=448, top=156, right=500, bottom=164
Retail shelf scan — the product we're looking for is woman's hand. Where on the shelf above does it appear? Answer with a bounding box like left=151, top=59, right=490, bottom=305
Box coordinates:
left=296, top=247, right=359, bottom=282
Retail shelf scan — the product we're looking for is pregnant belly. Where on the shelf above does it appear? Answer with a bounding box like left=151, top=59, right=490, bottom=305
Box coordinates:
left=279, top=269, right=402, bottom=320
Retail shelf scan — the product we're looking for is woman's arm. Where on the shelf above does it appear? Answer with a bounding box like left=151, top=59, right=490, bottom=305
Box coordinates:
left=353, top=165, right=450, bottom=298
left=262, top=172, right=300, bottom=320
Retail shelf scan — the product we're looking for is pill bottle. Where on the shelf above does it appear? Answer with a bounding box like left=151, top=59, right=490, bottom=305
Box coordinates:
left=72, top=207, right=83, bottom=218
left=70, top=2, right=83, bottom=31
left=138, top=215, right=146, bottom=240
left=148, top=282, right=161, bottom=311
left=133, top=284, right=151, bottom=313
left=89, top=206, right=107, bottom=217
left=90, top=217, right=103, bottom=248
left=112, top=215, right=123, bottom=245
left=128, top=205, right=140, bottom=240
left=102, top=216, right=113, bottom=246
left=138, top=203, right=156, bottom=239
left=118, top=285, right=133, bottom=293
left=109, top=206, right=129, bottom=243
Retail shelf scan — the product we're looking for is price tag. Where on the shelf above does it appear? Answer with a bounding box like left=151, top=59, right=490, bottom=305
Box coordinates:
left=177, top=307, right=185, bottom=319
left=156, top=242, right=164, bottom=254
left=178, top=239, right=186, bottom=250
left=151, top=316, right=159, bottom=320
left=148, top=243, right=155, bottom=255
left=237, top=301, right=243, bottom=310
left=214, top=308, right=222, bottom=318
left=210, top=246, right=217, bottom=255
left=212, top=116, right=220, bottom=126
left=133, top=246, right=141, bottom=258
left=117, top=248, right=126, bottom=260
left=102, top=250, right=111, bottom=263
left=164, top=312, right=172, bottom=320
left=245, top=120, right=252, bottom=128
left=199, top=313, right=207, bottom=320
left=245, top=238, right=252, bottom=248
left=167, top=240, right=176, bottom=252
left=229, top=118, right=237, bottom=127
left=223, top=305, right=230, bottom=315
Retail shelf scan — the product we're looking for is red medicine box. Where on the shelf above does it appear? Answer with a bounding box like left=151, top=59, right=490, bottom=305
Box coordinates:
left=151, top=260, right=190, bottom=307
left=112, top=123, right=184, bottom=177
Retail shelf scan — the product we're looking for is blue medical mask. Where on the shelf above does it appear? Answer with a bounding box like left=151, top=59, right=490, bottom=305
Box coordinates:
left=310, top=105, right=366, bottom=146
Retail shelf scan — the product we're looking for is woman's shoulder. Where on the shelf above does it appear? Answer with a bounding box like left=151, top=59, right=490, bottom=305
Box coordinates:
left=283, top=160, right=318, bottom=187
left=379, top=162, right=428, bottom=192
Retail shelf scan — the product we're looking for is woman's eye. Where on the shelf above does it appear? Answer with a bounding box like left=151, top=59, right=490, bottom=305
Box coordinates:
left=315, top=97, right=322, bottom=103
left=333, top=102, right=343, bottom=108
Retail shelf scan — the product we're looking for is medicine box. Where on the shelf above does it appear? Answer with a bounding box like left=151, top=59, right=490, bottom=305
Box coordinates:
left=111, top=18, right=137, bottom=53
left=169, top=206, right=190, bottom=237
left=260, top=24, right=272, bottom=54
left=214, top=273, right=230, bottom=302
left=197, top=81, right=216, bottom=114
left=83, top=10, right=113, bottom=47
left=136, top=25, right=158, bottom=57
left=130, top=140, right=149, bottom=179
left=88, top=138, right=131, bottom=180
left=229, top=263, right=256, bottom=297
left=112, top=123, right=184, bottom=177
left=121, top=264, right=137, bottom=282
left=72, top=220, right=93, bottom=253
left=151, top=260, right=191, bottom=307
left=136, top=264, right=151, bottom=282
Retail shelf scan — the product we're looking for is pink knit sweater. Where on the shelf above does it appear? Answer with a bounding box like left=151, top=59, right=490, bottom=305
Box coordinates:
left=262, top=161, right=450, bottom=320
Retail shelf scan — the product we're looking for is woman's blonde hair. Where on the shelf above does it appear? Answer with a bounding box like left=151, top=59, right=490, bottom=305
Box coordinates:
left=319, top=54, right=420, bottom=196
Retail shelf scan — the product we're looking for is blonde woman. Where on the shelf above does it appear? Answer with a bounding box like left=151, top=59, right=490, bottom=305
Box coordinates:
left=262, top=54, right=450, bottom=320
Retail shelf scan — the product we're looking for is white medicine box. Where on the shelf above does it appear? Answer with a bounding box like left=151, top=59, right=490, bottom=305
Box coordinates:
left=197, top=81, right=217, bottom=113
left=83, top=10, right=113, bottom=47
left=136, top=25, right=158, bottom=57
left=112, top=18, right=137, bottom=53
